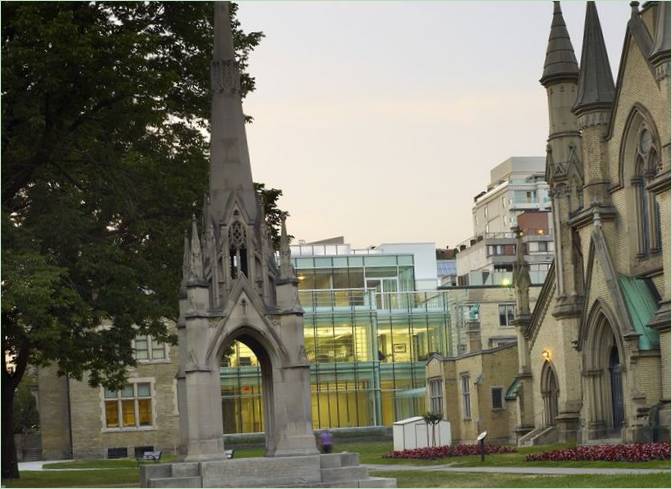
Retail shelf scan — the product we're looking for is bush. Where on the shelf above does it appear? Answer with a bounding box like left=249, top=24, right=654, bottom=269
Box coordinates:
left=526, top=442, right=671, bottom=463
left=384, top=444, right=516, bottom=460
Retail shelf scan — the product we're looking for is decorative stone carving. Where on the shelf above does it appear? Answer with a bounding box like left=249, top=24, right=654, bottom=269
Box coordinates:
left=211, top=60, right=241, bottom=94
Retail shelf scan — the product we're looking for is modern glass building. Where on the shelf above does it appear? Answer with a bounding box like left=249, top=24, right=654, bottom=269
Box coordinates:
left=220, top=244, right=468, bottom=434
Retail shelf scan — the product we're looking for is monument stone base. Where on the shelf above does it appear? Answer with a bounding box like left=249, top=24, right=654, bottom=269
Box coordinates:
left=140, top=452, right=396, bottom=488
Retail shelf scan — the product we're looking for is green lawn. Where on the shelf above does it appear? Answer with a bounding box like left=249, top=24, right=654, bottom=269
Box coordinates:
left=370, top=470, right=672, bottom=488
left=4, top=440, right=668, bottom=488
left=3, top=469, right=139, bottom=488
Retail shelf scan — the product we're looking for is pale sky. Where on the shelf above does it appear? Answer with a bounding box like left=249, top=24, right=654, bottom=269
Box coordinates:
left=236, top=1, right=629, bottom=249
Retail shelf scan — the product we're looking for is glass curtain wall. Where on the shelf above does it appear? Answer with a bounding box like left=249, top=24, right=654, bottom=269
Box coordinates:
left=219, top=254, right=465, bottom=433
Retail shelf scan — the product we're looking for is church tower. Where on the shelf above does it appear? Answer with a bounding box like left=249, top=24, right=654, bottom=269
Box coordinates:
left=537, top=1, right=585, bottom=442
left=176, top=2, right=317, bottom=461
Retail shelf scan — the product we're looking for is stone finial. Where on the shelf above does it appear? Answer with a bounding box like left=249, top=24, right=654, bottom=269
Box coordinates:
left=540, top=2, right=580, bottom=86
left=512, top=226, right=531, bottom=317
left=573, top=2, right=616, bottom=115
left=189, top=215, right=204, bottom=281
left=592, top=204, right=602, bottom=228
left=180, top=230, right=190, bottom=295
left=279, top=214, right=293, bottom=278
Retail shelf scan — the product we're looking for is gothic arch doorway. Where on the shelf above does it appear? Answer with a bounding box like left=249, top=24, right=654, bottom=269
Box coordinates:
left=609, top=345, right=625, bottom=430
left=217, top=328, right=277, bottom=456
left=541, top=361, right=559, bottom=427
left=583, top=305, right=626, bottom=439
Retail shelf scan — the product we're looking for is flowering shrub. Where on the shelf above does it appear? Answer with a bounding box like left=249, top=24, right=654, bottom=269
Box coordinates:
left=526, top=442, right=671, bottom=463
left=384, top=444, right=516, bottom=460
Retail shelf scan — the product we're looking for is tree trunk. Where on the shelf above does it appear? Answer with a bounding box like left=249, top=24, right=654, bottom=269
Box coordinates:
left=2, top=382, right=19, bottom=479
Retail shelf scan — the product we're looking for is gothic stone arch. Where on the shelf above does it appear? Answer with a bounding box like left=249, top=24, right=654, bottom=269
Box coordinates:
left=581, top=300, right=626, bottom=440
left=540, top=361, right=559, bottom=428
left=177, top=280, right=317, bottom=461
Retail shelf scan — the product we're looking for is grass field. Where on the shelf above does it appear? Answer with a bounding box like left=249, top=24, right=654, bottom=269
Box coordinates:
left=369, top=470, right=672, bottom=488
left=3, top=440, right=669, bottom=488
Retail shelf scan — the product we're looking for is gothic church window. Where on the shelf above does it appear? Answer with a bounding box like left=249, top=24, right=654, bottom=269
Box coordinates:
left=634, top=126, right=661, bottom=255
left=229, top=220, right=248, bottom=278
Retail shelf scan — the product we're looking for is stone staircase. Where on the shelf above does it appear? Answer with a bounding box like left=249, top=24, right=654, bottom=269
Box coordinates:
left=518, top=425, right=558, bottom=446
left=141, top=453, right=396, bottom=488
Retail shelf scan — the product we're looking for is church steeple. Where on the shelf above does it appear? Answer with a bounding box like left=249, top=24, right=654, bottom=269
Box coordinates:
left=209, top=1, right=257, bottom=224
left=540, top=2, right=579, bottom=86
left=573, top=2, right=615, bottom=115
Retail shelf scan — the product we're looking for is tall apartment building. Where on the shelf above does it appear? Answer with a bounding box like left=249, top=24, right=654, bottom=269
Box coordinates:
left=455, top=157, right=554, bottom=286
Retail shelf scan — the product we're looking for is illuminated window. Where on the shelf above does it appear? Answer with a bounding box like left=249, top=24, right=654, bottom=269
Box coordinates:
left=104, top=382, right=153, bottom=429
left=134, top=335, right=166, bottom=361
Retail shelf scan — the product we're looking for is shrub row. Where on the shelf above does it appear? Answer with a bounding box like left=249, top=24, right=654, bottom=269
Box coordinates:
left=526, top=442, right=671, bottom=462
left=384, top=444, right=516, bottom=460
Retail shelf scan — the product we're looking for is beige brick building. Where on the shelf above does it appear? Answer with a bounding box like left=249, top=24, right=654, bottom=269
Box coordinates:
left=39, top=333, right=181, bottom=459
left=511, top=1, right=671, bottom=445
left=426, top=1, right=670, bottom=448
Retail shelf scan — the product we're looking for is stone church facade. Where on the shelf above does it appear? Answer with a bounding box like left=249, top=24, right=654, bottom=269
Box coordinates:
left=512, top=0, right=670, bottom=445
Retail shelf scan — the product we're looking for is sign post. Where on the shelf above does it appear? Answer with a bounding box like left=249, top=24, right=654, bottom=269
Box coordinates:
left=476, top=431, right=488, bottom=462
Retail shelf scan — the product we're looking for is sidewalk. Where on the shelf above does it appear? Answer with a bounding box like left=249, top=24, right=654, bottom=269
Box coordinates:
left=18, top=461, right=117, bottom=472
left=364, top=463, right=671, bottom=476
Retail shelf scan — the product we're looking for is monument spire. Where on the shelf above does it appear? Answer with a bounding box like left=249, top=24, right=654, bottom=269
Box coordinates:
left=209, top=1, right=257, bottom=223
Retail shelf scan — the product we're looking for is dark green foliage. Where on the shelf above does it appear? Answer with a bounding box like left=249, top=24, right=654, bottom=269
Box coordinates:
left=1, top=1, right=271, bottom=479
left=12, top=378, right=39, bottom=435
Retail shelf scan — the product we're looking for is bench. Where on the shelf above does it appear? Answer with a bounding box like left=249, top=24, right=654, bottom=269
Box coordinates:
left=138, top=450, right=162, bottom=464
left=224, top=449, right=235, bottom=459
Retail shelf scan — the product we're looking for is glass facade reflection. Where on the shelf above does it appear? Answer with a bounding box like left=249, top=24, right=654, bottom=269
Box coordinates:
left=220, top=253, right=466, bottom=432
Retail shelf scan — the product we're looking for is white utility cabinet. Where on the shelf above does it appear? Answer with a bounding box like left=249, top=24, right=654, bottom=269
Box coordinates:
left=392, top=416, right=451, bottom=451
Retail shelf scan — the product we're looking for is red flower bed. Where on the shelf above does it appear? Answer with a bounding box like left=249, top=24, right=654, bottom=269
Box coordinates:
left=526, top=442, right=671, bottom=463
left=384, top=444, right=516, bottom=460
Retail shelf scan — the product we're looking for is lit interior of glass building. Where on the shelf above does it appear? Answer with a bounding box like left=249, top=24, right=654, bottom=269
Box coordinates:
left=220, top=253, right=469, bottom=433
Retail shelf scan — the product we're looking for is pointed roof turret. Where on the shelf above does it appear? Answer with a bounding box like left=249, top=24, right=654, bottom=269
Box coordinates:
left=208, top=1, right=258, bottom=224
left=650, top=1, right=670, bottom=65
left=573, top=2, right=616, bottom=115
left=540, top=2, right=580, bottom=86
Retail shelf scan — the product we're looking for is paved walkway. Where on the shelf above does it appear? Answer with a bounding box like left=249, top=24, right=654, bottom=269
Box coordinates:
left=19, top=460, right=117, bottom=472
left=364, top=463, right=671, bottom=476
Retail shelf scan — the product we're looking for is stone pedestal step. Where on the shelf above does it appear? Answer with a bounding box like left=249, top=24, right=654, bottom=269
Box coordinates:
left=148, top=476, right=201, bottom=488
left=321, top=466, right=368, bottom=482
left=171, top=463, right=200, bottom=478
left=320, top=452, right=360, bottom=469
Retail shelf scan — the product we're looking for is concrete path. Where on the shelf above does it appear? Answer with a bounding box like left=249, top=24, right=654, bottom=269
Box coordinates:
left=364, top=463, right=671, bottom=476
left=18, top=460, right=117, bottom=472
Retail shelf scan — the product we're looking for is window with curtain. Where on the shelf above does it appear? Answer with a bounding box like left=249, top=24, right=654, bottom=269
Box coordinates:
left=104, top=382, right=153, bottom=429
left=498, top=304, right=515, bottom=327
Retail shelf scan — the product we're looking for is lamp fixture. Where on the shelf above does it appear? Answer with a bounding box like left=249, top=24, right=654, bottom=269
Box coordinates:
left=542, top=349, right=551, bottom=361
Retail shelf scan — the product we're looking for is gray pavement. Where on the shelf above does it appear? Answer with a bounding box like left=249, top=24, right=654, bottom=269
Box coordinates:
left=18, top=460, right=117, bottom=472
left=364, top=463, right=671, bottom=476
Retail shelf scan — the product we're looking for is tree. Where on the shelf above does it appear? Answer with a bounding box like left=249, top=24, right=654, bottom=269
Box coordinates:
left=422, top=412, right=443, bottom=447
left=1, top=2, right=269, bottom=479
left=13, top=376, right=39, bottom=435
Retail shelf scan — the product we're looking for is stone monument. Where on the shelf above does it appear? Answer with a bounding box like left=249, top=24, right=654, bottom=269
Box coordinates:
left=141, top=3, right=394, bottom=486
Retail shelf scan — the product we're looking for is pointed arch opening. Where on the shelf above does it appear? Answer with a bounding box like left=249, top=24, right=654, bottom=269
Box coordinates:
left=541, top=361, right=559, bottom=427
left=217, top=326, right=278, bottom=456
left=583, top=304, right=626, bottom=439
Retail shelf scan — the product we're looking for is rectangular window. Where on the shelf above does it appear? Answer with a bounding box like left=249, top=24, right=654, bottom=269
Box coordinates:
left=498, top=304, right=515, bottom=327
left=134, top=335, right=166, bottom=361
left=429, top=379, right=443, bottom=415
left=461, top=375, right=471, bottom=419
left=491, top=387, right=504, bottom=409
left=104, top=382, right=153, bottom=430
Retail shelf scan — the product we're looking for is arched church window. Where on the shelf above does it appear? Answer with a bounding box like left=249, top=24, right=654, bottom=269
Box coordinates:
left=634, top=126, right=661, bottom=255
left=229, top=221, right=248, bottom=278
